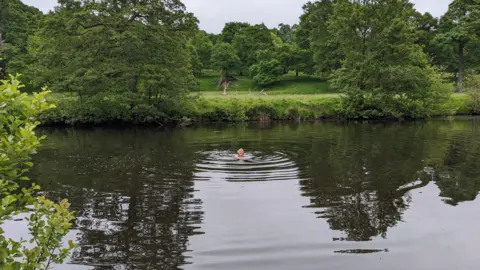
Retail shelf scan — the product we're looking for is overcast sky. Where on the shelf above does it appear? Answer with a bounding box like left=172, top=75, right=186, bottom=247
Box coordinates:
left=22, top=0, right=453, bottom=33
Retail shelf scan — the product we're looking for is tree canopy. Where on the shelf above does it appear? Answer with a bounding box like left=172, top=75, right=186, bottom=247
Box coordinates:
left=0, top=0, right=42, bottom=80
left=329, top=0, right=450, bottom=118
left=297, top=0, right=339, bottom=76
left=24, top=0, right=199, bottom=102
left=211, top=42, right=241, bottom=76
left=433, top=0, right=480, bottom=92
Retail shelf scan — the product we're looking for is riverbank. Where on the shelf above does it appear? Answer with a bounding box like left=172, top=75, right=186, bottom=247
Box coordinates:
left=38, top=93, right=472, bottom=126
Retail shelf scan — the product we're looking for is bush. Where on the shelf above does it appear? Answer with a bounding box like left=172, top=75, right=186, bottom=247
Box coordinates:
left=250, top=59, right=284, bottom=87
left=0, top=76, right=75, bottom=268
left=37, top=91, right=477, bottom=125
left=40, top=93, right=173, bottom=125
left=338, top=78, right=453, bottom=120
left=465, top=75, right=480, bottom=114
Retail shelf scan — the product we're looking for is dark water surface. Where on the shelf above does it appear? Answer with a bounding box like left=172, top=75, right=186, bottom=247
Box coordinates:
left=31, top=120, right=480, bottom=270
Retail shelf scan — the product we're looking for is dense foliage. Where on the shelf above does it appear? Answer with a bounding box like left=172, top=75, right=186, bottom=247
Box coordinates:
left=0, top=0, right=479, bottom=121
left=433, top=0, right=480, bottom=92
left=465, top=74, right=480, bottom=113
left=0, top=0, right=42, bottom=81
left=0, top=76, right=75, bottom=268
left=31, top=0, right=197, bottom=96
left=2, top=0, right=200, bottom=120
left=329, top=0, right=451, bottom=118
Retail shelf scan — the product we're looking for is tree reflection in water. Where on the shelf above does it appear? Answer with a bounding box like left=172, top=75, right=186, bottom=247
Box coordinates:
left=429, top=121, right=480, bottom=206
left=298, top=123, right=434, bottom=241
left=30, top=121, right=480, bottom=267
left=32, top=128, right=204, bottom=269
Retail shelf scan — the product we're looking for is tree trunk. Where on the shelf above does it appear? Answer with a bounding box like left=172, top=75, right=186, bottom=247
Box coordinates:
left=219, top=70, right=230, bottom=95
left=296, top=69, right=299, bottom=77
left=223, top=83, right=228, bottom=95
left=457, top=42, right=465, bottom=93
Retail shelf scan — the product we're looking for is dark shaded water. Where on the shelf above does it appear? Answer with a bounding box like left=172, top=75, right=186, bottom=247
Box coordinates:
left=29, top=120, right=480, bottom=269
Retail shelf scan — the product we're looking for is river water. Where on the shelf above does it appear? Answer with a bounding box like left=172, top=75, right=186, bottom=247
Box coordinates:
left=29, top=120, right=480, bottom=269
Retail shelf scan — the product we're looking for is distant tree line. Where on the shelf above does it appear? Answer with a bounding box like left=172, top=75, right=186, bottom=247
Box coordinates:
left=0, top=0, right=479, bottom=118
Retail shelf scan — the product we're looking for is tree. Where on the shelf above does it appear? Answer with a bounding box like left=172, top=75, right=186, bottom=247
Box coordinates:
left=433, top=0, right=480, bottom=92
left=329, top=0, right=450, bottom=118
left=187, top=41, right=202, bottom=77
left=210, top=43, right=241, bottom=95
left=26, top=0, right=198, bottom=102
left=250, top=49, right=284, bottom=87
left=247, top=30, right=314, bottom=85
left=192, top=30, right=214, bottom=71
left=412, top=12, right=438, bottom=57
left=292, top=47, right=314, bottom=76
left=220, top=22, right=250, bottom=44
left=275, top=23, right=297, bottom=44
left=232, top=24, right=274, bottom=74
left=250, top=59, right=284, bottom=87
left=0, top=0, right=42, bottom=80
left=297, top=0, right=340, bottom=75
left=207, top=33, right=222, bottom=45
left=0, top=76, right=75, bottom=268
left=276, top=44, right=295, bottom=74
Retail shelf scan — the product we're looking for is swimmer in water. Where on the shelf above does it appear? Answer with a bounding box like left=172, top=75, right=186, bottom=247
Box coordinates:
left=235, top=148, right=245, bottom=159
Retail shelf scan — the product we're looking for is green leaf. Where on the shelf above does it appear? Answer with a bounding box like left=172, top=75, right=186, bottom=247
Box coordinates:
left=0, top=247, right=8, bottom=261
left=24, top=162, right=34, bottom=167
left=68, top=240, right=77, bottom=249
left=2, top=195, right=17, bottom=207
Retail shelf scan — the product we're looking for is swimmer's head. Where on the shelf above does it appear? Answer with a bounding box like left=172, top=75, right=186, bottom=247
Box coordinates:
left=237, top=148, right=245, bottom=157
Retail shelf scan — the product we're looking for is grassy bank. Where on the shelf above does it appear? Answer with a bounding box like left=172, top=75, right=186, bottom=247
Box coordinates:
left=448, top=93, right=471, bottom=115
left=39, top=93, right=343, bottom=125
left=187, top=95, right=342, bottom=122
left=197, top=71, right=332, bottom=95
left=35, top=72, right=475, bottom=125
left=185, top=93, right=473, bottom=121
left=37, top=92, right=473, bottom=126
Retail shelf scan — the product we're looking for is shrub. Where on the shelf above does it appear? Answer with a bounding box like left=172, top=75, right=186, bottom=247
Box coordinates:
left=465, top=75, right=480, bottom=114
left=37, top=91, right=471, bottom=125
left=0, top=75, right=75, bottom=268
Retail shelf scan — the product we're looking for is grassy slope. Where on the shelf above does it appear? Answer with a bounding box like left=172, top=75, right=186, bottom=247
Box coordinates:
left=196, top=71, right=332, bottom=95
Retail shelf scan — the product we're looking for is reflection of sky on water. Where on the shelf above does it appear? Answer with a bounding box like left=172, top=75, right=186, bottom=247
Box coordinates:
left=17, top=121, right=480, bottom=269
left=189, top=150, right=395, bottom=269
left=185, top=176, right=480, bottom=270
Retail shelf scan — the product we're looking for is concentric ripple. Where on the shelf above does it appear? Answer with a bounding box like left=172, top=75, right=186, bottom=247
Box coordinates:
left=194, top=150, right=299, bottom=182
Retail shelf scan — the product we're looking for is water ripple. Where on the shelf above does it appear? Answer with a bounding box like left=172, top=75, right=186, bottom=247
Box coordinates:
left=194, top=151, right=300, bottom=182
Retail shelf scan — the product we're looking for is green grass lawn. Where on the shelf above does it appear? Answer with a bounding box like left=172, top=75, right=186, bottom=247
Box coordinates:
left=195, top=92, right=341, bottom=100
left=196, top=71, right=333, bottom=95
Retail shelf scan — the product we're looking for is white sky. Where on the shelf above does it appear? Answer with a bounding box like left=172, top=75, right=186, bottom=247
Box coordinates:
left=21, top=0, right=453, bottom=33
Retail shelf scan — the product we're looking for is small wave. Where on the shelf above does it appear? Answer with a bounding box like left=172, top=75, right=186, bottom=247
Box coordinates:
left=194, top=151, right=300, bottom=182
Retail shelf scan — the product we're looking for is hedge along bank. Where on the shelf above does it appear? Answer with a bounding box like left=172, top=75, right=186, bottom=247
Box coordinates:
left=37, top=93, right=472, bottom=126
